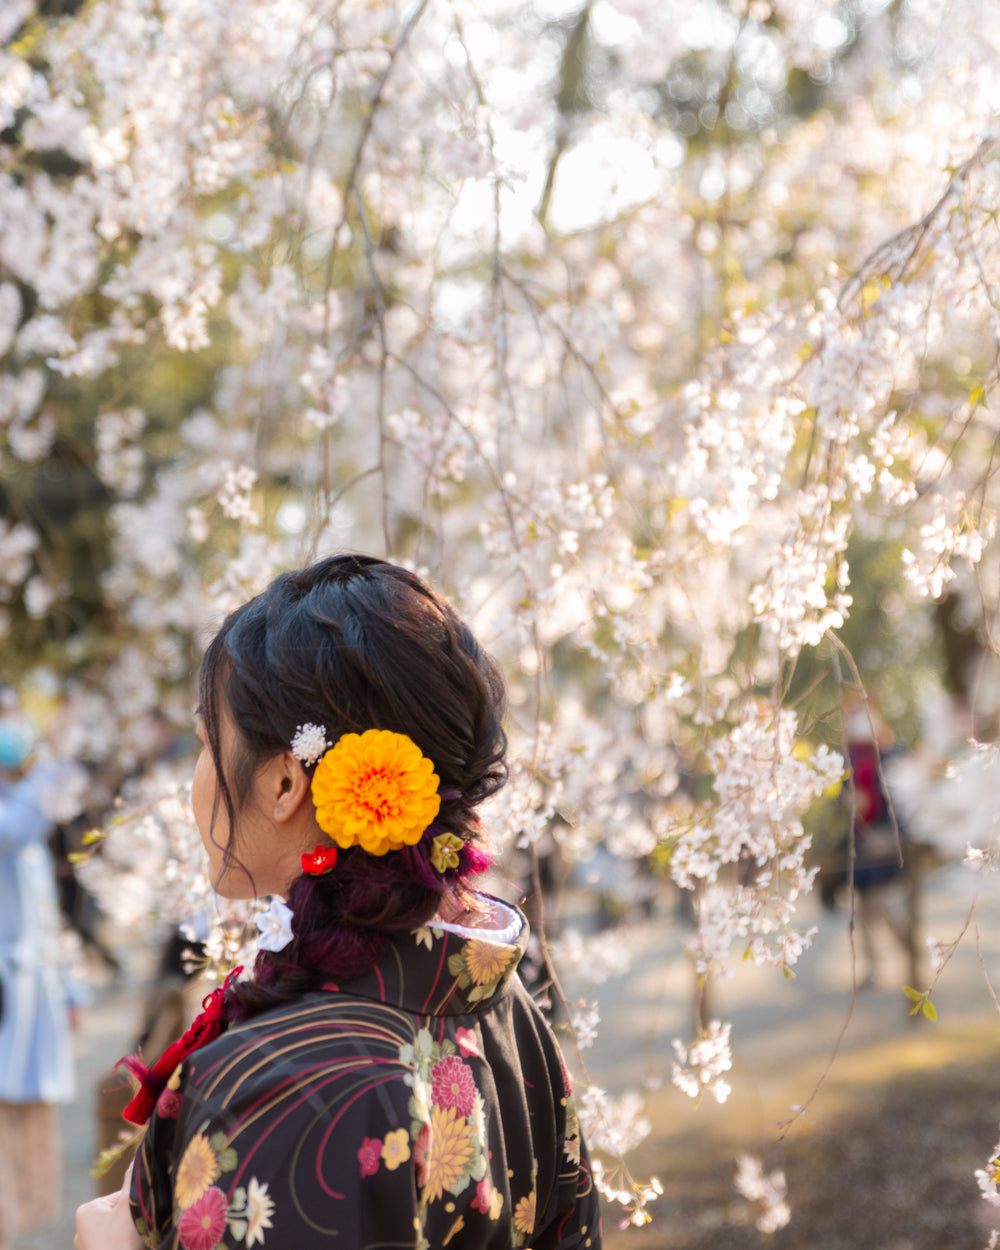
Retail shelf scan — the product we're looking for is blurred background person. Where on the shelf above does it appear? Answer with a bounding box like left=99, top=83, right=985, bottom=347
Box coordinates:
left=841, top=699, right=917, bottom=990
left=0, top=690, right=88, bottom=1250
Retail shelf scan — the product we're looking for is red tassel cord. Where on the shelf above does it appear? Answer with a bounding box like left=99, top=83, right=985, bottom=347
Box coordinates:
left=119, top=967, right=243, bottom=1127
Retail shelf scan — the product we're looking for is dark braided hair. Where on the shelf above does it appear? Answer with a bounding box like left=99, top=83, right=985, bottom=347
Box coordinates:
left=200, top=554, right=508, bottom=1022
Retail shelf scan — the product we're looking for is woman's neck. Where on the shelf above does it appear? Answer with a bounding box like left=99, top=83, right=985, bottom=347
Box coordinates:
left=434, top=886, right=491, bottom=928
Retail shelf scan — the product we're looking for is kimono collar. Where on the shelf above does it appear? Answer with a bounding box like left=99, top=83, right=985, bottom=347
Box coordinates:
left=323, top=893, right=529, bottom=1018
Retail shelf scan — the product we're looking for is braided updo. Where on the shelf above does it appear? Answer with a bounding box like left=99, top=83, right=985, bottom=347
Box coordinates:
left=199, top=553, right=508, bottom=1018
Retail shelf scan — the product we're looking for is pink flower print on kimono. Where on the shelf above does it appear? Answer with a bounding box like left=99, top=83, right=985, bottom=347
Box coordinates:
left=358, top=1137, right=382, bottom=1178
left=454, top=1026, right=479, bottom=1057
left=158, top=1127, right=274, bottom=1250
left=353, top=1128, right=411, bottom=1184
left=393, top=1028, right=491, bottom=1237
left=470, top=1176, right=504, bottom=1220
left=178, top=1187, right=228, bottom=1250
left=430, top=1054, right=476, bottom=1118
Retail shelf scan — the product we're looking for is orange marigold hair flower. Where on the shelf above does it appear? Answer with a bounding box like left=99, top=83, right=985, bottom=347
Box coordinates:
left=311, top=729, right=441, bottom=855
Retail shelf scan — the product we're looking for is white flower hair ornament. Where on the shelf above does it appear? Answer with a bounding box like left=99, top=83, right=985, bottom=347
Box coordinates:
left=291, top=723, right=329, bottom=767
left=255, top=898, right=295, bottom=953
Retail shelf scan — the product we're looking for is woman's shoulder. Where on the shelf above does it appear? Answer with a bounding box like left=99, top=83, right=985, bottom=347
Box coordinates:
left=176, top=895, right=534, bottom=1097
left=180, top=990, right=412, bottom=1084
left=153, top=992, right=413, bottom=1132
left=205, top=989, right=401, bottom=1050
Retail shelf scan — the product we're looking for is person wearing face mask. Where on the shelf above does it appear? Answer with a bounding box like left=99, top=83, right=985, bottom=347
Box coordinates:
left=0, top=694, right=87, bottom=1250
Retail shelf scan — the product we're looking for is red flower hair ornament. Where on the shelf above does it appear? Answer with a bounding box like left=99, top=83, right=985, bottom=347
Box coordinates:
left=301, top=844, right=338, bottom=875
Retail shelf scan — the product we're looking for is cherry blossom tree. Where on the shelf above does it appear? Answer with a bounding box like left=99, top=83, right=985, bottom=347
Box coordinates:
left=3, top=0, right=1000, bottom=1232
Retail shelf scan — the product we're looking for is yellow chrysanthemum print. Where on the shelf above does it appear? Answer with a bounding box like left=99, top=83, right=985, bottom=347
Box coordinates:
left=174, top=1133, right=220, bottom=1210
left=423, top=1103, right=475, bottom=1203
left=513, top=1190, right=536, bottom=1236
left=463, top=938, right=515, bottom=987
left=311, top=729, right=441, bottom=855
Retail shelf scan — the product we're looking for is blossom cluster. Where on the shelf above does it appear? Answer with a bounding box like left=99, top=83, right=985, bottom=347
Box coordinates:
left=577, top=1084, right=652, bottom=1159
left=670, top=1020, right=734, bottom=1106
left=977, top=1138, right=1000, bottom=1208
left=75, top=766, right=215, bottom=935
left=734, top=1153, right=791, bottom=1234
left=670, top=705, right=838, bottom=975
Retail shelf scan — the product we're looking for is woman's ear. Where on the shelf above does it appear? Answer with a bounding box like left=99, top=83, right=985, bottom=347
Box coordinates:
left=265, top=752, right=312, bottom=824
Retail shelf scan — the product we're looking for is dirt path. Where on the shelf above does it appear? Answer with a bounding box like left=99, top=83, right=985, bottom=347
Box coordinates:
left=579, top=863, right=1000, bottom=1248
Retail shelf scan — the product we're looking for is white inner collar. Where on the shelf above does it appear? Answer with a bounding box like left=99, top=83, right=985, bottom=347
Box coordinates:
left=431, top=894, right=522, bottom=943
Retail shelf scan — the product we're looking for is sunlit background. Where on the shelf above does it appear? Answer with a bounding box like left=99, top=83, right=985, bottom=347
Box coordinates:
left=3, top=0, right=1000, bottom=1245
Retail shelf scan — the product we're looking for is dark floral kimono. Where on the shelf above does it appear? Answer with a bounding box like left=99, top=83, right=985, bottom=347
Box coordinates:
left=130, top=898, right=601, bottom=1250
